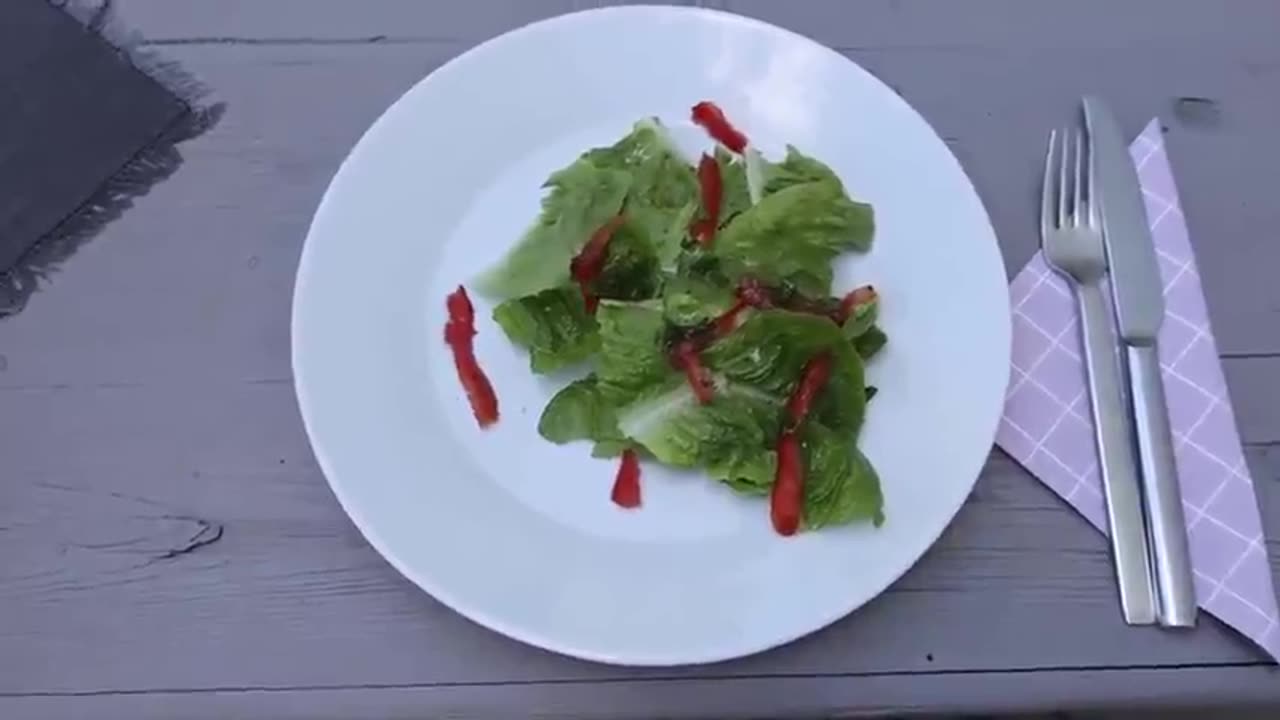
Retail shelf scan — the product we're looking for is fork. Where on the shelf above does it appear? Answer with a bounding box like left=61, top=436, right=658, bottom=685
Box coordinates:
left=1041, top=127, right=1157, bottom=625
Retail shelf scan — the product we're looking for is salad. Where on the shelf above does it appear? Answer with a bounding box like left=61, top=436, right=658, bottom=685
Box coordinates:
left=444, top=102, right=886, bottom=536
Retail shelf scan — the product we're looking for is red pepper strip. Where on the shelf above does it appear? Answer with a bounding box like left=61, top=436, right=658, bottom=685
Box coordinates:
left=569, top=214, right=626, bottom=314
left=674, top=341, right=715, bottom=404
left=713, top=298, right=751, bottom=337
left=611, top=448, right=642, bottom=509
left=443, top=286, right=499, bottom=428
left=691, top=101, right=749, bottom=154
left=786, top=352, right=833, bottom=428
left=691, top=153, right=723, bottom=246
left=770, top=431, right=803, bottom=536
left=836, top=285, right=878, bottom=325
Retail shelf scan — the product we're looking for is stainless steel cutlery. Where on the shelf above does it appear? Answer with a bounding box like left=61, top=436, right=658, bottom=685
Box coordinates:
left=1083, top=97, right=1197, bottom=627
left=1040, top=125, right=1157, bottom=625
left=1039, top=99, right=1197, bottom=627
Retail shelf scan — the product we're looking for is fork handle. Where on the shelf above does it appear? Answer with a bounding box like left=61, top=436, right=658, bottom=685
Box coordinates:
left=1126, top=344, right=1197, bottom=627
left=1078, top=284, right=1157, bottom=624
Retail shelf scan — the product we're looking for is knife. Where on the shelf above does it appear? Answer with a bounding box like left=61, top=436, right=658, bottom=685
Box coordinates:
left=1083, top=96, right=1197, bottom=628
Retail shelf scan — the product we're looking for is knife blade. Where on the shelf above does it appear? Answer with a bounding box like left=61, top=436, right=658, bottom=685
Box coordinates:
left=1083, top=96, right=1197, bottom=628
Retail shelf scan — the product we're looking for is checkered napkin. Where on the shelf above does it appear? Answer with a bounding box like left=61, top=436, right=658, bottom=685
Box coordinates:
left=995, top=120, right=1279, bottom=659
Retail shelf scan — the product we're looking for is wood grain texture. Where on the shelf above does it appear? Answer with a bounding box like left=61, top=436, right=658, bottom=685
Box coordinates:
left=4, top=0, right=1280, bottom=717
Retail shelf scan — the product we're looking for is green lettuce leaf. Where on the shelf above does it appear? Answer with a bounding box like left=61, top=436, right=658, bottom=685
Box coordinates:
left=712, top=447, right=777, bottom=496
left=853, top=325, right=888, bottom=360
left=616, top=383, right=778, bottom=471
left=492, top=286, right=599, bottom=374
left=802, top=421, right=885, bottom=529
left=591, top=119, right=699, bottom=269
left=841, top=295, right=879, bottom=339
left=702, top=310, right=866, bottom=435
left=538, top=376, right=620, bottom=444
left=475, top=162, right=631, bottom=299
left=594, top=300, right=673, bottom=404
left=591, top=219, right=662, bottom=302
left=713, top=180, right=875, bottom=295
left=763, top=145, right=844, bottom=195
left=661, top=274, right=735, bottom=328
left=715, top=146, right=753, bottom=225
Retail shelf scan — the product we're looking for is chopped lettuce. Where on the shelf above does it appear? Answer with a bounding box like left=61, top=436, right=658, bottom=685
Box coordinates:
left=715, top=146, right=753, bottom=224
left=591, top=219, right=662, bottom=302
left=714, top=180, right=874, bottom=295
left=538, top=375, right=625, bottom=447
left=801, top=422, right=885, bottom=529
left=476, top=162, right=631, bottom=299
left=491, top=286, right=599, bottom=374
left=704, top=309, right=866, bottom=435
left=594, top=300, right=673, bottom=405
left=853, top=325, right=888, bottom=360
left=472, top=112, right=887, bottom=534
left=661, top=274, right=735, bottom=328
left=592, top=118, right=699, bottom=269
left=763, top=145, right=845, bottom=195
left=841, top=295, right=879, bottom=339
left=616, top=384, right=777, bottom=471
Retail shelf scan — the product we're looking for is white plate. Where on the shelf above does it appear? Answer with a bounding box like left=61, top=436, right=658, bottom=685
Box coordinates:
left=293, top=6, right=1009, bottom=665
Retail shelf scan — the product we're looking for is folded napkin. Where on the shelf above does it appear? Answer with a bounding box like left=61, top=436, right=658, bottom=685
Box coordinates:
left=996, top=119, right=1279, bottom=660
left=0, top=0, right=220, bottom=315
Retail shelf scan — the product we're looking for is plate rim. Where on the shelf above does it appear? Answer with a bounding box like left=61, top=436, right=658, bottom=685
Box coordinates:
left=292, top=3, right=1012, bottom=666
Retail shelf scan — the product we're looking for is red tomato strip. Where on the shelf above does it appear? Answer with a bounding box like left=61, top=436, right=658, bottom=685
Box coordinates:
left=836, top=285, right=877, bottom=325
left=443, top=286, right=499, bottom=428
left=691, top=101, right=749, bottom=153
left=786, top=352, right=833, bottom=428
left=611, top=449, right=642, bottom=508
left=569, top=214, right=626, bottom=314
left=691, top=153, right=723, bottom=247
left=770, top=431, right=803, bottom=535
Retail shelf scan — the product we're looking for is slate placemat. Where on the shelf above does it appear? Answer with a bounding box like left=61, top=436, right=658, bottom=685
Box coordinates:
left=0, top=0, right=221, bottom=314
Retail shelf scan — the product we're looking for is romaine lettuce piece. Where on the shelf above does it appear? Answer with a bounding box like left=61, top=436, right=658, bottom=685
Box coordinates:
left=763, top=145, right=845, bottom=195
left=715, top=146, right=753, bottom=224
left=476, top=162, right=631, bottom=299
left=492, top=286, right=599, bottom=374
left=714, top=180, right=874, bottom=296
left=702, top=310, right=866, bottom=435
left=801, top=421, right=885, bottom=528
left=661, top=274, right=736, bottom=328
left=591, top=219, right=662, bottom=302
left=594, top=118, right=699, bottom=270
left=841, top=294, right=879, bottom=339
left=853, top=325, right=888, bottom=360
left=616, top=384, right=777, bottom=471
left=594, top=300, right=673, bottom=405
left=538, top=375, right=626, bottom=447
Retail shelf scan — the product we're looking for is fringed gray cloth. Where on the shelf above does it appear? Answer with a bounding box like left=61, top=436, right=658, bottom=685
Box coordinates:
left=0, top=0, right=222, bottom=314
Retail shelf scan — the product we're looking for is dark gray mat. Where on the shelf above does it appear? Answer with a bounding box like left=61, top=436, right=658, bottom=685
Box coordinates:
left=0, top=0, right=221, bottom=314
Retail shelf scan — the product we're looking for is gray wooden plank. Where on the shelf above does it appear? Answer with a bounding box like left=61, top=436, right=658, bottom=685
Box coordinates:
left=5, top=665, right=1280, bottom=720
left=1, top=373, right=1277, bottom=693
left=0, top=41, right=1275, bottom=389
left=99, top=1, right=1280, bottom=358
left=114, top=0, right=1278, bottom=53
left=1, top=1, right=1279, bottom=716
left=115, top=0, right=714, bottom=43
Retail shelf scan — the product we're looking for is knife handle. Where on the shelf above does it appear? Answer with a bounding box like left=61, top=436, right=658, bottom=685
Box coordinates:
left=1127, top=344, right=1198, bottom=627
left=1078, top=285, right=1157, bottom=625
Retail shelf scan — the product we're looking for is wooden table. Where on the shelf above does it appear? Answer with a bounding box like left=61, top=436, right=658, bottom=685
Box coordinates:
left=4, top=1, right=1279, bottom=717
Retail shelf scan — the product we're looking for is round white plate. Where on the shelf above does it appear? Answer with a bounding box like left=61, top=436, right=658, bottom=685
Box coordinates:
left=293, top=6, right=1009, bottom=665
